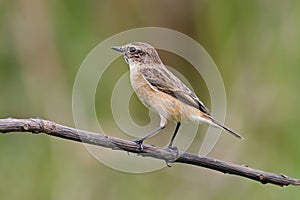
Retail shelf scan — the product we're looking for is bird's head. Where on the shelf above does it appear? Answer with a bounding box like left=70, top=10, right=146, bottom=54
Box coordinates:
left=112, top=42, right=162, bottom=66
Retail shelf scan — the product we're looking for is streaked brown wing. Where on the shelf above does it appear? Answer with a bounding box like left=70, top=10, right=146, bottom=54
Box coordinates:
left=141, top=67, right=210, bottom=115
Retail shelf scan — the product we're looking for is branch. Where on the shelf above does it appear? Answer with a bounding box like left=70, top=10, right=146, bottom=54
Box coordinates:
left=0, top=118, right=299, bottom=187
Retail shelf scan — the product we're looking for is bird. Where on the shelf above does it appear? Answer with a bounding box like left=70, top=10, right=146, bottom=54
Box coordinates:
left=112, top=42, right=243, bottom=150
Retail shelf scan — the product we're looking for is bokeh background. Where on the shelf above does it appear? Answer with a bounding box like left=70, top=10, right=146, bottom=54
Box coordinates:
left=1, top=0, right=300, bottom=199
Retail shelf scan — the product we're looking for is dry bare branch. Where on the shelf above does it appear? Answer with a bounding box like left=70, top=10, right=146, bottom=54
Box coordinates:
left=0, top=118, right=299, bottom=187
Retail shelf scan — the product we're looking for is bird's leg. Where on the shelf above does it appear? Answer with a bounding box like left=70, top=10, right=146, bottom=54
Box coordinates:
left=167, top=122, right=181, bottom=150
left=133, top=126, right=165, bottom=150
left=134, top=116, right=167, bottom=151
left=163, top=122, right=181, bottom=164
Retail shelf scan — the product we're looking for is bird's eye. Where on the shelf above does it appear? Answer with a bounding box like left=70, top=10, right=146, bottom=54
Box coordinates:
left=129, top=47, right=137, bottom=53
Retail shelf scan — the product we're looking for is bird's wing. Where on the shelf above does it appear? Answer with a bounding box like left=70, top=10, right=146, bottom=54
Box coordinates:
left=141, top=67, right=210, bottom=115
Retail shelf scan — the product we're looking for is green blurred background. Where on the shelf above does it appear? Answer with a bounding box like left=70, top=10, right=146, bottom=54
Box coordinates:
left=1, top=0, right=300, bottom=199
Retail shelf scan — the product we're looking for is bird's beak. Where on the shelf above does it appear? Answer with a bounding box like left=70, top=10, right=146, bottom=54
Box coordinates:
left=111, top=46, right=124, bottom=53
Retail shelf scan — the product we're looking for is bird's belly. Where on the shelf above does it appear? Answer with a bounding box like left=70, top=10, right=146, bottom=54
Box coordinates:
left=131, top=73, right=197, bottom=122
left=135, top=88, right=183, bottom=121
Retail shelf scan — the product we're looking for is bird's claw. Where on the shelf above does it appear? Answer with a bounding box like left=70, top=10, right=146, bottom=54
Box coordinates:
left=133, top=138, right=144, bottom=151
left=164, top=145, right=180, bottom=165
left=165, top=161, right=172, bottom=167
left=167, top=145, right=179, bottom=155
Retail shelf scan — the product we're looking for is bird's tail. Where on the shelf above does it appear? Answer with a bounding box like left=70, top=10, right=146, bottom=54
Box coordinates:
left=194, top=114, right=244, bottom=139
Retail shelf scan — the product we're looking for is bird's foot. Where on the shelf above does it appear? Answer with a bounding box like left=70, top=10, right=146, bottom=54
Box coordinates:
left=167, top=145, right=179, bottom=155
left=133, top=138, right=145, bottom=151
left=163, top=145, right=180, bottom=167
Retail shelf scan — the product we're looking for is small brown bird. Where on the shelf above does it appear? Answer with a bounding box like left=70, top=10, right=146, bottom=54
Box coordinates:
left=112, top=42, right=243, bottom=150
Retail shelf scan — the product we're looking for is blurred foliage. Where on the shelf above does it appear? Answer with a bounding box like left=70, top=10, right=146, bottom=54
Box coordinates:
left=1, top=0, right=300, bottom=199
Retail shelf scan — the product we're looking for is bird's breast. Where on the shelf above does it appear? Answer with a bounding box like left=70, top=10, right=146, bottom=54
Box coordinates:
left=130, top=68, right=156, bottom=107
